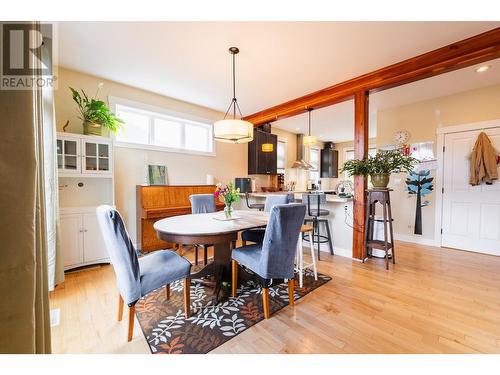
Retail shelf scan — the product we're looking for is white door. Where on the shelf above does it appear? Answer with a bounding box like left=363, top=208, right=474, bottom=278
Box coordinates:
left=60, top=214, right=84, bottom=268
left=441, top=127, right=500, bottom=255
left=82, top=213, right=109, bottom=263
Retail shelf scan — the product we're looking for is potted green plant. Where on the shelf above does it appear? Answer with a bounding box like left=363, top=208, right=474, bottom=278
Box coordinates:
left=70, top=84, right=124, bottom=136
left=341, top=149, right=417, bottom=188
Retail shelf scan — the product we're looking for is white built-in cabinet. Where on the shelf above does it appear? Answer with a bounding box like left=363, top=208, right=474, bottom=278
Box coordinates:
left=57, top=132, right=114, bottom=270
left=60, top=209, right=109, bottom=270
left=57, top=133, right=113, bottom=177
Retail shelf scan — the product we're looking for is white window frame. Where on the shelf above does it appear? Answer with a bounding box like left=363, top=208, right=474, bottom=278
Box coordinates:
left=277, top=138, right=287, bottom=174
left=109, top=96, right=216, bottom=156
left=309, top=146, right=320, bottom=182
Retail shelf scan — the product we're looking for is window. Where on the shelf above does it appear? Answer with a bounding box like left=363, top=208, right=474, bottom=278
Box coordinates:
left=343, top=147, right=377, bottom=181
left=153, top=118, right=182, bottom=148
left=113, top=100, right=214, bottom=155
left=277, top=140, right=286, bottom=174
left=115, top=109, right=149, bottom=145
left=309, top=147, right=320, bottom=183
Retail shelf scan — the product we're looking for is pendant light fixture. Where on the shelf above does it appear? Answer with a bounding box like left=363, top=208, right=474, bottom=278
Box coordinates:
left=303, top=108, right=317, bottom=146
left=214, top=47, right=254, bottom=143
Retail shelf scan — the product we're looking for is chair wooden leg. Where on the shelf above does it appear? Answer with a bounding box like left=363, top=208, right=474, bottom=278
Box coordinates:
left=242, top=240, right=247, bottom=246
left=288, top=279, right=295, bottom=306
left=194, top=245, right=199, bottom=265
left=183, top=278, right=191, bottom=319
left=127, top=304, right=135, bottom=342
left=117, top=294, right=124, bottom=322
left=177, top=242, right=183, bottom=256
left=262, top=287, right=270, bottom=319
left=231, top=260, right=238, bottom=298
left=165, top=284, right=170, bottom=300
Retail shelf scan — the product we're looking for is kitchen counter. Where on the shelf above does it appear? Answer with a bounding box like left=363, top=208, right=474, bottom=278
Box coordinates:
left=235, top=191, right=354, bottom=258
left=240, top=191, right=352, bottom=203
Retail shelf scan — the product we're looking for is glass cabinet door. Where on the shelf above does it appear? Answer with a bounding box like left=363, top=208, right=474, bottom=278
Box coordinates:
left=57, top=139, right=63, bottom=169
left=84, top=142, right=98, bottom=172
left=58, top=138, right=80, bottom=172
left=98, top=143, right=109, bottom=171
left=83, top=140, right=111, bottom=174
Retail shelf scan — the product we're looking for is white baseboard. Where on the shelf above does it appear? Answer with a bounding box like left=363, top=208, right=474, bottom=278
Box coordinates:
left=332, top=247, right=353, bottom=259
left=303, top=243, right=353, bottom=259
left=394, top=233, right=436, bottom=247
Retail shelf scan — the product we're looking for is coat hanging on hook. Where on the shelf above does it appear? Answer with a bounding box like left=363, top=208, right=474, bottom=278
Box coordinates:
left=469, top=132, right=498, bottom=186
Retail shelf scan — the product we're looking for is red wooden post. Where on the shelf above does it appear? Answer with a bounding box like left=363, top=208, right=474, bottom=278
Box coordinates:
left=352, top=91, right=369, bottom=260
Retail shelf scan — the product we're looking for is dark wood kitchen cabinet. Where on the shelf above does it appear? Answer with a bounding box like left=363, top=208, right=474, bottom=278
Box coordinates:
left=248, top=129, right=278, bottom=175
left=320, top=148, right=339, bottom=178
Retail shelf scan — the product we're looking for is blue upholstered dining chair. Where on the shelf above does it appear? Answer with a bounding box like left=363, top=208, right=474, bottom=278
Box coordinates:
left=189, top=194, right=217, bottom=265
left=231, top=203, right=306, bottom=319
left=240, top=194, right=293, bottom=245
left=96, top=205, right=192, bottom=342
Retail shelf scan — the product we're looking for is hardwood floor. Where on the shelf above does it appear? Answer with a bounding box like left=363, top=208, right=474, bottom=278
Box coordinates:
left=49, top=242, right=500, bottom=354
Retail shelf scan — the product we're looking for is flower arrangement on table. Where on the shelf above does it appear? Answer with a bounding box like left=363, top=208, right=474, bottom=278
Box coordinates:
left=214, top=182, right=240, bottom=218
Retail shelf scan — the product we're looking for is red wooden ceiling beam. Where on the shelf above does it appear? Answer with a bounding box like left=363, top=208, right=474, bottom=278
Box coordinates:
left=244, top=27, right=500, bottom=125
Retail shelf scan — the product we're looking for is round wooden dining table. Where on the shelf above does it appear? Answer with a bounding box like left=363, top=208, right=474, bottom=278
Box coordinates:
left=153, top=209, right=269, bottom=302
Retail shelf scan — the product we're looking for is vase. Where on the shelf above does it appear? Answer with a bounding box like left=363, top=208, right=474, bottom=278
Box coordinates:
left=370, top=173, right=390, bottom=189
left=83, top=121, right=102, bottom=136
left=224, top=203, right=233, bottom=219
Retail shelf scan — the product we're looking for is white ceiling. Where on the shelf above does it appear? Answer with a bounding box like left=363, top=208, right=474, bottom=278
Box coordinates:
left=274, top=57, right=500, bottom=142
left=58, top=21, right=499, bottom=118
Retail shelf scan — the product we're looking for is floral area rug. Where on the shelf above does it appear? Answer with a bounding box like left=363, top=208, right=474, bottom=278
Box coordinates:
left=135, top=269, right=331, bottom=354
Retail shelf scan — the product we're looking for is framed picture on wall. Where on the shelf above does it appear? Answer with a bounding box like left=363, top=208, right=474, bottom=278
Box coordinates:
left=146, top=164, right=168, bottom=185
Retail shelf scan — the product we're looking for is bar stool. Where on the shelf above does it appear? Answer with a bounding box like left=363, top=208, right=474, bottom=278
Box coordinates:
left=363, top=188, right=395, bottom=270
left=302, top=192, right=334, bottom=261
left=295, top=224, right=317, bottom=288
left=245, top=192, right=264, bottom=211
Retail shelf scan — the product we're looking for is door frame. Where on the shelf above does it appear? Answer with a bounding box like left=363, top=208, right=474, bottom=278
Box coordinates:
left=434, top=119, right=500, bottom=248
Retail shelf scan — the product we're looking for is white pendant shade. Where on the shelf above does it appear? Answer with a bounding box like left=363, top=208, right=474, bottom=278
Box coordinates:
left=303, top=135, right=317, bottom=146
left=214, top=119, right=254, bottom=143
left=215, top=47, right=253, bottom=144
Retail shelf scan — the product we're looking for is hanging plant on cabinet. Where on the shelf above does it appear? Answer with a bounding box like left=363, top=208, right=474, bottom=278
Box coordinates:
left=406, top=170, right=433, bottom=235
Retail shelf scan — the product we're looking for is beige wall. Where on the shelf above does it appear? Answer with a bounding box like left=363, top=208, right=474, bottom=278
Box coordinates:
left=54, top=67, right=248, bottom=243
left=377, top=84, right=500, bottom=147
left=376, top=83, right=500, bottom=242
left=272, top=127, right=297, bottom=169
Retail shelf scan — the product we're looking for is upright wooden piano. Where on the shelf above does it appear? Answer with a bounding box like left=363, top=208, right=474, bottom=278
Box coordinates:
left=136, top=184, right=223, bottom=252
